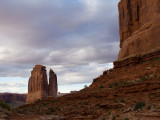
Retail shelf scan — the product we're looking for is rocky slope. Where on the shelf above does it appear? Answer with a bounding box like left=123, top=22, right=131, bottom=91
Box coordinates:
left=12, top=57, right=160, bottom=120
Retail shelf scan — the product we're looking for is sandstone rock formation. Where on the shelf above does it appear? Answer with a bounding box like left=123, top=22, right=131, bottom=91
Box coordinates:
left=118, top=0, right=160, bottom=60
left=26, top=65, right=57, bottom=103
left=48, top=69, right=57, bottom=97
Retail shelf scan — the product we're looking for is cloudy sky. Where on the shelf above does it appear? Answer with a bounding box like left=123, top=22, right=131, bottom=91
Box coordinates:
left=0, top=0, right=120, bottom=93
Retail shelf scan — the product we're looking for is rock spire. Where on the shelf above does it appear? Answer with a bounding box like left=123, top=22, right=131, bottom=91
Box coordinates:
left=26, top=65, right=58, bottom=103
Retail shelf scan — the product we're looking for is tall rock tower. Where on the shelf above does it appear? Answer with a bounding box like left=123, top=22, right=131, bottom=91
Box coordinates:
left=48, top=69, right=57, bottom=97
left=118, top=0, right=160, bottom=60
left=26, top=65, right=58, bottom=103
left=26, top=65, right=48, bottom=103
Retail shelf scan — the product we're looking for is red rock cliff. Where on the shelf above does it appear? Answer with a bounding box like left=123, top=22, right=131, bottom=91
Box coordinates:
left=118, top=0, right=160, bottom=60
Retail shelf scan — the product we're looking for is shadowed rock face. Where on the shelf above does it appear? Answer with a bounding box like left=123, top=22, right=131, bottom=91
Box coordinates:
left=26, top=65, right=57, bottom=103
left=118, top=0, right=160, bottom=60
left=48, top=69, right=57, bottom=97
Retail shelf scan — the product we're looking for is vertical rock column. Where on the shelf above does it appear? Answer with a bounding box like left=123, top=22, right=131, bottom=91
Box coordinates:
left=48, top=69, right=58, bottom=97
left=26, top=65, right=48, bottom=103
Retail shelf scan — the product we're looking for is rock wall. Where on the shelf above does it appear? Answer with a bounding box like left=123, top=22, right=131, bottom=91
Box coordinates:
left=48, top=69, right=57, bottom=97
left=26, top=65, right=58, bottom=103
left=118, top=0, right=160, bottom=60
left=114, top=49, right=160, bottom=68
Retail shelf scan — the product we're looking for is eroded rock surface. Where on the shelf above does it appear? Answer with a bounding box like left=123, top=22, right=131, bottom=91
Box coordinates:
left=118, top=0, right=160, bottom=60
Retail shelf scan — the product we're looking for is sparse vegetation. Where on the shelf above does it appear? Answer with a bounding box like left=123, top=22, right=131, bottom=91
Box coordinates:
left=112, top=116, right=116, bottom=120
left=134, top=102, right=145, bottom=111
left=99, top=85, right=104, bottom=89
left=136, top=76, right=147, bottom=82
left=150, top=57, right=160, bottom=62
left=0, top=100, right=11, bottom=111
left=52, top=99, right=57, bottom=104
left=124, top=118, right=129, bottom=120
left=120, top=99, right=125, bottom=103
left=109, top=82, right=119, bottom=88
left=147, top=105, right=151, bottom=110
left=41, top=103, right=49, bottom=106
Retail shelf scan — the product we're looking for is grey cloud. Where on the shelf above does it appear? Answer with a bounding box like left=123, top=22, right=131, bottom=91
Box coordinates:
left=0, top=0, right=120, bottom=86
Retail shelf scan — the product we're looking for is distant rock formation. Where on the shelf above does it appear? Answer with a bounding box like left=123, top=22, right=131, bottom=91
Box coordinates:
left=26, top=65, right=58, bottom=103
left=0, top=93, right=26, bottom=103
left=118, top=0, right=160, bottom=60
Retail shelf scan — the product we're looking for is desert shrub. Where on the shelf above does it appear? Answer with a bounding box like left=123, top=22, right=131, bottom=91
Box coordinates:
left=147, top=105, right=151, bottom=110
left=134, top=102, right=145, bottom=111
left=41, top=103, right=49, bottom=106
left=120, top=99, right=125, bottom=103
left=116, top=114, right=120, bottom=117
left=52, top=99, right=57, bottom=104
left=48, top=107, right=55, bottom=112
left=124, top=118, right=129, bottom=120
left=0, top=100, right=11, bottom=110
left=99, top=85, right=104, bottom=89
left=150, top=57, right=160, bottom=62
left=137, top=76, right=147, bottom=82
left=112, top=116, right=116, bottom=120
left=109, top=82, right=119, bottom=88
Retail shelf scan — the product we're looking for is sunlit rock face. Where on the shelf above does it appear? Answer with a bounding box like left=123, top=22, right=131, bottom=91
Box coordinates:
left=118, top=0, right=160, bottom=60
left=26, top=65, right=57, bottom=103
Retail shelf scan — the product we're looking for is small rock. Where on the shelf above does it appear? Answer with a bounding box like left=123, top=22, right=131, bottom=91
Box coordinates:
left=147, top=67, right=151, bottom=70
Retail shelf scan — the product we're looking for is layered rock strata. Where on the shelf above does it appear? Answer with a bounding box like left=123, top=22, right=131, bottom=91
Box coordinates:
left=114, top=49, right=160, bottom=68
left=26, top=65, right=57, bottom=103
left=118, top=0, right=160, bottom=60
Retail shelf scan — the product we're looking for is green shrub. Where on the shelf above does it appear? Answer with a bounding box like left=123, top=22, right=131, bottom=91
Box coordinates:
left=52, top=100, right=57, bottom=103
left=0, top=100, right=11, bottom=110
left=124, top=118, right=129, bottom=120
left=112, top=116, right=116, bottom=120
left=109, top=82, right=119, bottom=88
left=147, top=106, right=151, bottom=110
left=99, top=85, right=104, bottom=89
left=134, top=102, right=145, bottom=111
left=48, top=107, right=55, bottom=112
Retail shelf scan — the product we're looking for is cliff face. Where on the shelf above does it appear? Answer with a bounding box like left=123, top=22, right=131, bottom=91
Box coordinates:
left=26, top=65, right=57, bottom=103
left=118, top=0, right=160, bottom=60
